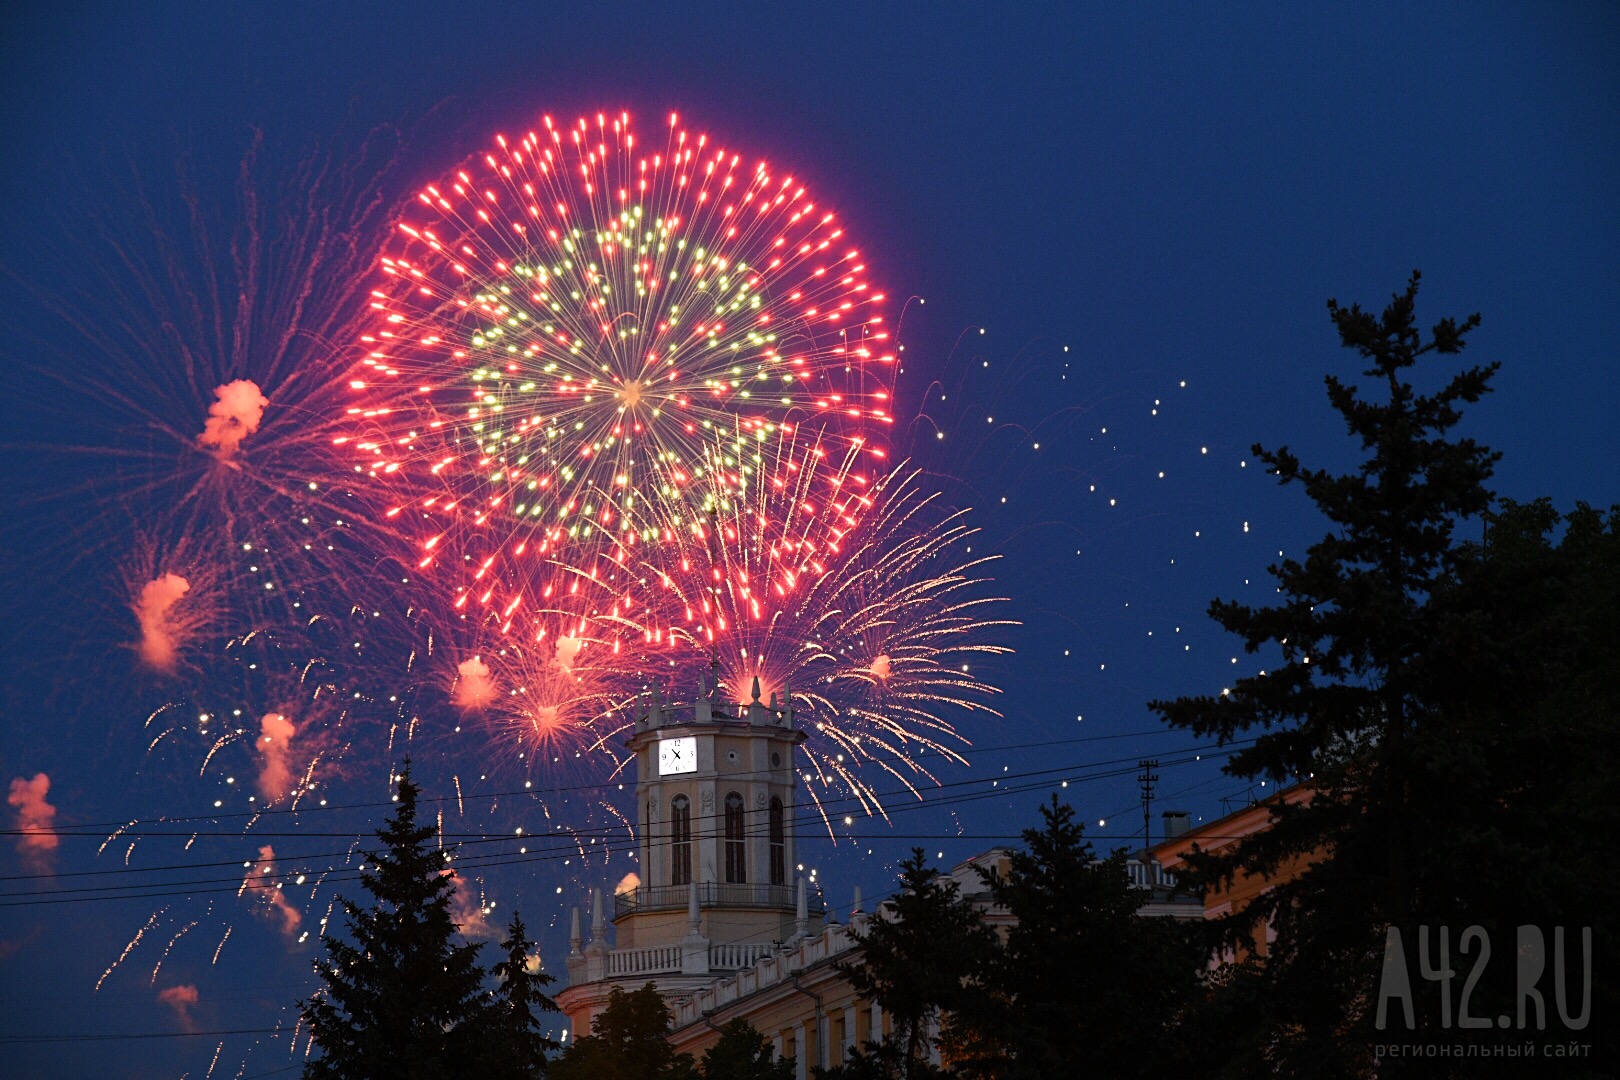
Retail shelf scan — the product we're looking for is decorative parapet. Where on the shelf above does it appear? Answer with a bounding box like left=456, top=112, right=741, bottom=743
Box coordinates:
left=608, top=944, right=683, bottom=977
left=588, top=941, right=780, bottom=980
left=671, top=919, right=864, bottom=1028
left=630, top=673, right=798, bottom=736
left=709, top=942, right=775, bottom=971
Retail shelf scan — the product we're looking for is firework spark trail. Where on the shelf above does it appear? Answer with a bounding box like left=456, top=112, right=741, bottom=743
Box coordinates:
left=482, top=637, right=635, bottom=768
left=149, top=919, right=199, bottom=984
left=13, top=130, right=417, bottom=645
left=343, top=110, right=896, bottom=635
left=211, top=925, right=232, bottom=965
left=613, top=451, right=1014, bottom=821
left=97, top=909, right=164, bottom=992
left=99, top=820, right=140, bottom=858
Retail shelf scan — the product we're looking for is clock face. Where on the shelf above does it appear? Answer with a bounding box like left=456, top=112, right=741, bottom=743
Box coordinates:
left=658, top=736, right=697, bottom=776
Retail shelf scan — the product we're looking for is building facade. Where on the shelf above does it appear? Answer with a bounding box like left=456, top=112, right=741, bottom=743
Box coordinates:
left=1150, top=784, right=1317, bottom=961
left=556, top=676, right=827, bottom=1037
left=558, top=681, right=1203, bottom=1075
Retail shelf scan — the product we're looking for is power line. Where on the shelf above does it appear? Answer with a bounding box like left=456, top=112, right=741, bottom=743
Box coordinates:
left=5, top=725, right=1192, bottom=837
left=21, top=797, right=1225, bottom=1052
left=0, top=744, right=1248, bottom=907
left=0, top=1026, right=290, bottom=1044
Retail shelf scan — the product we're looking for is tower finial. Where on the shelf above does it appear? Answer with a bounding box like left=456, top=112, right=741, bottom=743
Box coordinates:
left=751, top=675, right=762, bottom=703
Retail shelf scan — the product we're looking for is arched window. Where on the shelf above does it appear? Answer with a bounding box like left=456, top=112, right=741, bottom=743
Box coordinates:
left=724, top=792, right=746, bottom=884
left=769, top=796, right=785, bottom=886
left=670, top=795, right=691, bottom=887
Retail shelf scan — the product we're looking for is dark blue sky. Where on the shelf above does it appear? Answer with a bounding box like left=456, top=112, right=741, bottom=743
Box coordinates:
left=3, top=4, right=1617, bottom=1076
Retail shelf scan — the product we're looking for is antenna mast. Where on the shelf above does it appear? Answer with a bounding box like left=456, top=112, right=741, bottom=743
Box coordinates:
left=1137, top=759, right=1160, bottom=848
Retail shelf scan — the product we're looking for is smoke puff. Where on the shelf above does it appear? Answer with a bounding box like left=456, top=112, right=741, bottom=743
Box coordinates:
left=614, top=871, right=641, bottom=897
left=446, top=871, right=499, bottom=939
left=197, top=379, right=269, bottom=459
left=7, top=773, right=59, bottom=873
left=452, top=655, right=497, bottom=711
left=525, top=704, right=561, bottom=734
left=256, top=713, right=297, bottom=801
left=134, top=573, right=191, bottom=672
left=158, top=984, right=199, bottom=1031
left=0, top=925, right=43, bottom=961
left=869, top=654, right=892, bottom=680
left=553, top=636, right=584, bottom=672
left=158, top=984, right=199, bottom=1006
left=245, top=845, right=301, bottom=936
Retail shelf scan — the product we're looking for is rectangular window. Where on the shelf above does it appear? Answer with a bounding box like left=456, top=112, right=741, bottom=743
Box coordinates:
left=724, top=792, right=746, bottom=884
left=671, top=795, right=691, bottom=887
left=769, top=797, right=785, bottom=886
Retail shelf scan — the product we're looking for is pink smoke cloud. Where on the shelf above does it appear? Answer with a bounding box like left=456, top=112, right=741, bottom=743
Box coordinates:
left=158, top=984, right=200, bottom=1032
left=452, top=655, right=497, bottom=711
left=197, top=379, right=269, bottom=459
left=133, top=573, right=191, bottom=673
left=255, top=713, right=297, bottom=801
left=0, top=925, right=43, bottom=961
left=868, top=654, right=893, bottom=680
left=242, top=845, right=301, bottom=936
left=445, top=871, right=499, bottom=939
left=553, top=636, right=584, bottom=672
left=7, top=773, right=59, bottom=874
left=524, top=703, right=562, bottom=738
left=614, top=871, right=641, bottom=897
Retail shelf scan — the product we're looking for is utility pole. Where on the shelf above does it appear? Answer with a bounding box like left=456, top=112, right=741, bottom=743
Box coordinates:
left=1137, top=759, right=1160, bottom=849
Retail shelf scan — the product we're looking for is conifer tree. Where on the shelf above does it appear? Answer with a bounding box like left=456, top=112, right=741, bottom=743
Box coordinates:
left=476, top=912, right=561, bottom=1078
left=549, top=983, right=698, bottom=1080
left=700, top=1018, right=793, bottom=1080
left=1149, top=273, right=1501, bottom=1075
left=300, top=763, right=494, bottom=1079
left=839, top=850, right=996, bottom=1079
left=947, top=798, right=1204, bottom=1080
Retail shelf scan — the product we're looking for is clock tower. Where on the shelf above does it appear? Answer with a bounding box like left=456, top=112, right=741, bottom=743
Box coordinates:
left=557, top=672, right=823, bottom=1037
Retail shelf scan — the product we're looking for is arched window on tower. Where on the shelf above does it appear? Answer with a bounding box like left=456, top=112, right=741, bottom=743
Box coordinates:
left=670, top=795, right=691, bottom=887
left=724, top=792, right=746, bottom=884
left=769, top=796, right=785, bottom=886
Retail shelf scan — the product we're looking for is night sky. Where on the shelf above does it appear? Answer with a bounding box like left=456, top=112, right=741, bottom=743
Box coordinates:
left=3, top=4, right=1617, bottom=1077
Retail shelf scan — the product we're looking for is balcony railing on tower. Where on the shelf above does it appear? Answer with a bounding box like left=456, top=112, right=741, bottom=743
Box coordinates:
left=613, top=881, right=825, bottom=921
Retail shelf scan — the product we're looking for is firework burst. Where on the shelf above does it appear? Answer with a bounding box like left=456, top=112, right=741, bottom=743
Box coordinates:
left=343, top=110, right=896, bottom=629
left=433, top=574, right=641, bottom=772
left=613, top=439, right=1014, bottom=820
left=9, top=130, right=412, bottom=650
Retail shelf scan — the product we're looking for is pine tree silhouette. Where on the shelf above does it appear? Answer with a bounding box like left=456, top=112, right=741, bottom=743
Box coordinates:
left=300, top=762, right=495, bottom=1079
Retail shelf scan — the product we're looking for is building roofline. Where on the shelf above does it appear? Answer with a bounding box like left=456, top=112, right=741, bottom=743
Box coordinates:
left=1149, top=782, right=1314, bottom=867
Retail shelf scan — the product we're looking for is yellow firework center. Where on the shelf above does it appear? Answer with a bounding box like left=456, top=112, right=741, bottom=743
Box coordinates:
left=444, top=232, right=806, bottom=530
